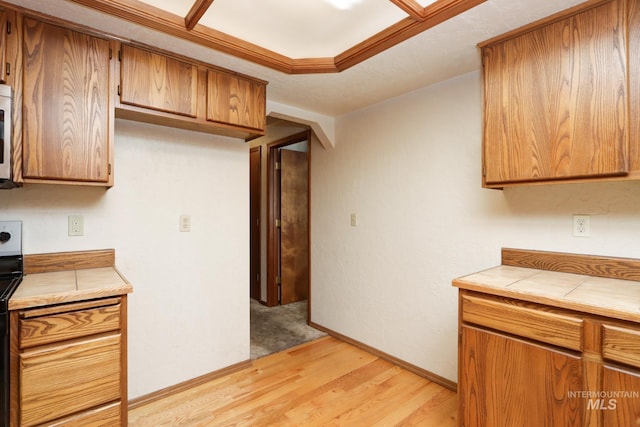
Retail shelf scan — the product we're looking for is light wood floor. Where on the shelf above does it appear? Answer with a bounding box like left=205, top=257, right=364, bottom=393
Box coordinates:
left=129, top=336, right=457, bottom=426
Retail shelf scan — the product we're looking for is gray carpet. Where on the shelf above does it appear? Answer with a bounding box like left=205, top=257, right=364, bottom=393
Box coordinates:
left=250, top=299, right=327, bottom=359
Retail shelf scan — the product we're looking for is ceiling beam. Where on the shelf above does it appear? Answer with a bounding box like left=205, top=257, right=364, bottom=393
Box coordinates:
left=67, top=0, right=485, bottom=75
left=335, top=0, right=486, bottom=71
left=185, top=0, right=214, bottom=31
left=389, top=0, right=425, bottom=20
left=68, top=0, right=295, bottom=73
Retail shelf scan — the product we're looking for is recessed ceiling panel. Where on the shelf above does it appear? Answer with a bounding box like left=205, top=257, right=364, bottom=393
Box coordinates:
left=199, top=0, right=408, bottom=58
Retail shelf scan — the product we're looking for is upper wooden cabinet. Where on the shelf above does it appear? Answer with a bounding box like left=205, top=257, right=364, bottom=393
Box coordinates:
left=207, top=70, right=266, bottom=131
left=119, top=44, right=198, bottom=118
left=117, top=44, right=266, bottom=140
left=21, top=17, right=114, bottom=185
left=481, top=0, right=633, bottom=187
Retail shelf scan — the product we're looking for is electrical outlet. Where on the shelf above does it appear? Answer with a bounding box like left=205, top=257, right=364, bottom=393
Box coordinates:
left=572, top=215, right=590, bottom=237
left=179, top=215, right=191, bottom=232
left=68, top=215, right=84, bottom=237
left=350, top=213, right=357, bottom=227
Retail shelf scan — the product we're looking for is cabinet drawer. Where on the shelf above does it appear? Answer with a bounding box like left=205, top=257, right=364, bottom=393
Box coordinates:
left=602, top=324, right=640, bottom=369
left=43, top=401, right=121, bottom=427
left=461, top=294, right=583, bottom=351
left=20, top=334, right=121, bottom=426
left=19, top=301, right=121, bottom=348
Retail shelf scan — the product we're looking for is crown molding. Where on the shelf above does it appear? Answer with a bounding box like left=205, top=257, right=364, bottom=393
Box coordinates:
left=67, top=0, right=485, bottom=74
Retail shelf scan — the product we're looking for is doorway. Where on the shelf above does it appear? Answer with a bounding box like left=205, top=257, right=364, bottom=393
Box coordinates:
left=267, top=131, right=310, bottom=306
left=249, top=128, right=319, bottom=359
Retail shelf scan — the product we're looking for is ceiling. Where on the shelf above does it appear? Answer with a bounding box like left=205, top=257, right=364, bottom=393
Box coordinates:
left=7, top=0, right=586, bottom=117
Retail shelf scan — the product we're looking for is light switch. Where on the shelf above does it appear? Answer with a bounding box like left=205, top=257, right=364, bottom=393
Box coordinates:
left=350, top=213, right=357, bottom=227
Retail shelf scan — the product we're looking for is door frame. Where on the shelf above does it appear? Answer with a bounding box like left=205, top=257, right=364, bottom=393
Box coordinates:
left=266, top=130, right=311, bottom=307
left=249, top=145, right=261, bottom=300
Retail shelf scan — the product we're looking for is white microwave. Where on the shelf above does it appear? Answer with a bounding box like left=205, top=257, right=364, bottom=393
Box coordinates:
left=0, top=84, right=13, bottom=188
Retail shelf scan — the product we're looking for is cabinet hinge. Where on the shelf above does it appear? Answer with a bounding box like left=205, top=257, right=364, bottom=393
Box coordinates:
left=275, top=219, right=281, bottom=228
left=6, top=21, right=10, bottom=35
left=275, top=161, right=281, bottom=171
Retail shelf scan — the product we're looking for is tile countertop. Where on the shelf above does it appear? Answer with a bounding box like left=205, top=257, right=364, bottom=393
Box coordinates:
left=9, top=267, right=133, bottom=310
left=453, top=265, right=640, bottom=323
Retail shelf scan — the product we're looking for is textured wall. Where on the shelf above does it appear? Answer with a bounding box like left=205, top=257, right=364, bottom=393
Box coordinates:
left=310, top=71, right=640, bottom=382
left=1, top=119, right=250, bottom=398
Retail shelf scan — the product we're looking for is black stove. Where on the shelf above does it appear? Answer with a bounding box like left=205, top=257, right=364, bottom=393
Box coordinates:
left=0, top=220, right=22, bottom=427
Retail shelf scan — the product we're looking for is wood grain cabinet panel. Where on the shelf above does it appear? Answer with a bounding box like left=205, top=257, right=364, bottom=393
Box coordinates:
left=482, top=0, right=628, bottom=186
left=19, top=303, right=121, bottom=349
left=19, top=334, right=121, bottom=426
left=602, top=324, right=640, bottom=369
left=11, top=296, right=128, bottom=426
left=206, top=69, right=266, bottom=131
left=461, top=293, right=583, bottom=351
left=44, top=402, right=121, bottom=427
left=120, top=44, right=198, bottom=118
left=602, top=365, right=640, bottom=426
left=460, top=325, right=583, bottom=427
left=22, top=18, right=113, bottom=184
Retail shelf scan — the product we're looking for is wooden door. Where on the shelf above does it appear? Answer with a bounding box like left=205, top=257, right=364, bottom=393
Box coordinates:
left=460, top=325, right=583, bottom=427
left=279, top=148, right=309, bottom=305
left=120, top=45, right=198, bottom=118
left=250, top=146, right=261, bottom=300
left=206, top=70, right=266, bottom=131
left=602, top=365, right=640, bottom=425
left=482, top=0, right=628, bottom=185
left=22, top=18, right=112, bottom=182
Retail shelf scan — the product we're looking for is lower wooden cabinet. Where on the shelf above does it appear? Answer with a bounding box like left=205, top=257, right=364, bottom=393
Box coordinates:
left=602, top=366, right=640, bottom=426
left=460, top=325, right=583, bottom=426
left=10, top=297, right=128, bottom=426
left=458, top=291, right=640, bottom=427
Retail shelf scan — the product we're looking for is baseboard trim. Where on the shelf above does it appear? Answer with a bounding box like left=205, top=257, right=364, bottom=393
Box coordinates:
left=128, top=359, right=252, bottom=410
left=309, top=321, right=458, bottom=392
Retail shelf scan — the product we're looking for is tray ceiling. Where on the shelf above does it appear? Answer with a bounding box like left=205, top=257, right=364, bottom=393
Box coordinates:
left=66, top=0, right=486, bottom=73
left=7, top=0, right=588, bottom=116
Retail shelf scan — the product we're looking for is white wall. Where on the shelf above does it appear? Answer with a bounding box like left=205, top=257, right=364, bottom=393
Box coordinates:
left=1, top=119, right=250, bottom=398
left=310, top=70, right=640, bottom=382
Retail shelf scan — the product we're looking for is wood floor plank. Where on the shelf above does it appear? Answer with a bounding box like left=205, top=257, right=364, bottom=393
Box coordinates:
left=128, top=336, right=458, bottom=426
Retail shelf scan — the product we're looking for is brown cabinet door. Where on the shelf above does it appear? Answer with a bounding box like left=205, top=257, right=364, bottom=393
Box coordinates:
left=602, top=365, right=640, bottom=426
left=22, top=19, right=112, bottom=183
left=19, top=334, right=121, bottom=426
left=206, top=70, right=266, bottom=131
left=120, top=44, right=198, bottom=118
left=459, top=325, right=583, bottom=427
left=483, top=0, right=628, bottom=185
